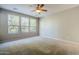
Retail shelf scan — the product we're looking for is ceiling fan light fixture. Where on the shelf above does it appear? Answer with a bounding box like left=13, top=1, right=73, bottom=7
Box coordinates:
left=33, top=4, right=47, bottom=14
left=36, top=10, right=42, bottom=13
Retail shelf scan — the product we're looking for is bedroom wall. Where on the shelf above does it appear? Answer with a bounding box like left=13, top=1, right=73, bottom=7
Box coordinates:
left=40, top=16, right=60, bottom=38
left=40, top=6, right=79, bottom=42
left=0, top=9, right=39, bottom=42
left=0, top=9, right=1, bottom=40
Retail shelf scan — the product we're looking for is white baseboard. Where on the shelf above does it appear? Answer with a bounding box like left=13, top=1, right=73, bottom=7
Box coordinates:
left=54, top=38, right=79, bottom=46
left=40, top=36, right=79, bottom=46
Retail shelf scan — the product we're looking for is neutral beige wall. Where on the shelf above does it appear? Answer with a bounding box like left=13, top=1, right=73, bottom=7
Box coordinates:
left=0, top=9, right=1, bottom=38
left=40, top=16, right=60, bottom=38
left=40, top=6, right=79, bottom=42
left=0, top=9, right=39, bottom=42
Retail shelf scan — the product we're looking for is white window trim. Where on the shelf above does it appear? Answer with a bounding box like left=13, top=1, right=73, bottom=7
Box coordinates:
left=8, top=14, right=37, bottom=34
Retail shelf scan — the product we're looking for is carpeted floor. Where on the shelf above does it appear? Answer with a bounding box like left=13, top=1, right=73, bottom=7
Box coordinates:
left=0, top=36, right=79, bottom=55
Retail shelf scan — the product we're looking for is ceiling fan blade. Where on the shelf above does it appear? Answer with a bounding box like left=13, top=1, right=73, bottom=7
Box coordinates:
left=37, top=4, right=40, bottom=8
left=42, top=9, right=47, bottom=12
left=37, top=4, right=44, bottom=8
left=40, top=4, right=44, bottom=7
left=36, top=4, right=41, bottom=9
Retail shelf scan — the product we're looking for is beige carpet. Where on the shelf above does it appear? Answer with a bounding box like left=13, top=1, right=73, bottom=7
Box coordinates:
left=0, top=36, right=79, bottom=55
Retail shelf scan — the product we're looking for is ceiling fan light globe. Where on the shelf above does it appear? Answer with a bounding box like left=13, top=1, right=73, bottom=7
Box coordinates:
left=36, top=10, right=41, bottom=13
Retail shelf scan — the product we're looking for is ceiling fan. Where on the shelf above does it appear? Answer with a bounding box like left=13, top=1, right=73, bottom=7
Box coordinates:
left=33, top=4, right=47, bottom=14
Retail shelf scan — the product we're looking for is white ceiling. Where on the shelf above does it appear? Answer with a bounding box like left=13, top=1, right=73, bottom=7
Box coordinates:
left=0, top=4, right=79, bottom=18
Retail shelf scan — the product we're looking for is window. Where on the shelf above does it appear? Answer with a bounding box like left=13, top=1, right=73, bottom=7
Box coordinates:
left=8, top=14, right=37, bottom=34
left=21, top=17, right=29, bottom=32
left=8, top=14, right=19, bottom=33
left=30, top=18, right=36, bottom=32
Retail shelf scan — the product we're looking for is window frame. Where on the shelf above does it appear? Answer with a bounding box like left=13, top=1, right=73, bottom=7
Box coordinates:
left=29, top=17, right=37, bottom=32
left=8, top=14, right=20, bottom=34
left=20, top=16, right=30, bottom=32
left=8, top=14, right=37, bottom=34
